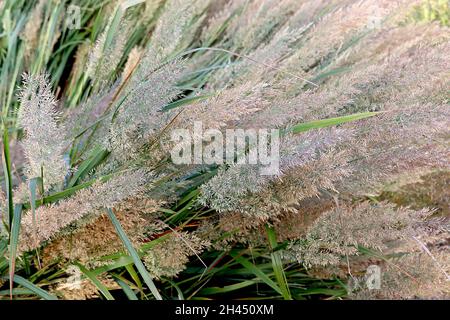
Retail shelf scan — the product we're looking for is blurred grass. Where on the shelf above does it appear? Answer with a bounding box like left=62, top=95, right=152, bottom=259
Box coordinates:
left=409, top=0, right=449, bottom=26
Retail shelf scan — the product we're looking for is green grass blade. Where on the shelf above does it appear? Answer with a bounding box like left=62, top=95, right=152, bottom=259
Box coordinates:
left=22, top=173, right=114, bottom=210
left=91, top=256, right=134, bottom=276
left=67, top=148, right=109, bottom=188
left=2, top=274, right=57, bottom=300
left=229, top=251, right=282, bottom=295
left=200, top=280, right=256, bottom=295
left=310, top=66, right=351, bottom=84
left=288, top=112, right=379, bottom=134
left=0, top=237, right=7, bottom=257
left=74, top=262, right=115, bottom=300
left=266, top=226, right=292, bottom=300
left=106, top=208, right=162, bottom=300
left=8, top=204, right=22, bottom=299
left=125, top=264, right=143, bottom=292
left=28, top=177, right=38, bottom=231
left=2, top=127, right=14, bottom=228
left=166, top=279, right=185, bottom=300
left=113, top=275, right=139, bottom=300
left=0, top=288, right=34, bottom=296
left=28, top=177, right=42, bottom=267
left=162, top=94, right=212, bottom=111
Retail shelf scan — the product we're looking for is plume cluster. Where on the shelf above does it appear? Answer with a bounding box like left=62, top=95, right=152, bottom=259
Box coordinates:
left=1, top=0, right=449, bottom=299
left=143, top=230, right=209, bottom=279
left=17, top=73, right=67, bottom=188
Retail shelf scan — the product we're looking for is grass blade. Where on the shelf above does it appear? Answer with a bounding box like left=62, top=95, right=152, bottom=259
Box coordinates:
left=288, top=112, right=379, bottom=134
left=29, top=177, right=42, bottom=267
left=266, top=225, right=292, bottom=300
left=74, top=262, right=115, bottom=300
left=230, top=251, right=282, bottom=295
left=166, top=279, right=185, bottom=300
left=2, top=126, right=13, bottom=228
left=2, top=274, right=57, bottom=300
left=162, top=94, right=212, bottom=111
left=9, top=204, right=22, bottom=299
left=113, top=275, right=139, bottom=300
left=106, top=208, right=162, bottom=300
left=200, top=280, right=256, bottom=295
left=67, top=148, right=109, bottom=188
left=125, top=264, right=143, bottom=293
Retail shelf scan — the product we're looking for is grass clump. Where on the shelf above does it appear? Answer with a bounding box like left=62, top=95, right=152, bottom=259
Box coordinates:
left=0, top=0, right=449, bottom=300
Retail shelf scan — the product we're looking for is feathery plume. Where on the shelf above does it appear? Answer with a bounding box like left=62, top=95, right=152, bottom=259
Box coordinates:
left=149, top=0, right=211, bottom=61
left=351, top=252, right=450, bottom=299
left=105, top=59, right=185, bottom=166
left=86, top=19, right=130, bottom=88
left=143, top=230, right=209, bottom=279
left=199, top=129, right=351, bottom=219
left=19, top=169, right=150, bottom=251
left=284, top=202, right=432, bottom=267
left=41, top=203, right=157, bottom=265
left=20, top=0, right=46, bottom=59
left=17, top=73, right=67, bottom=188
